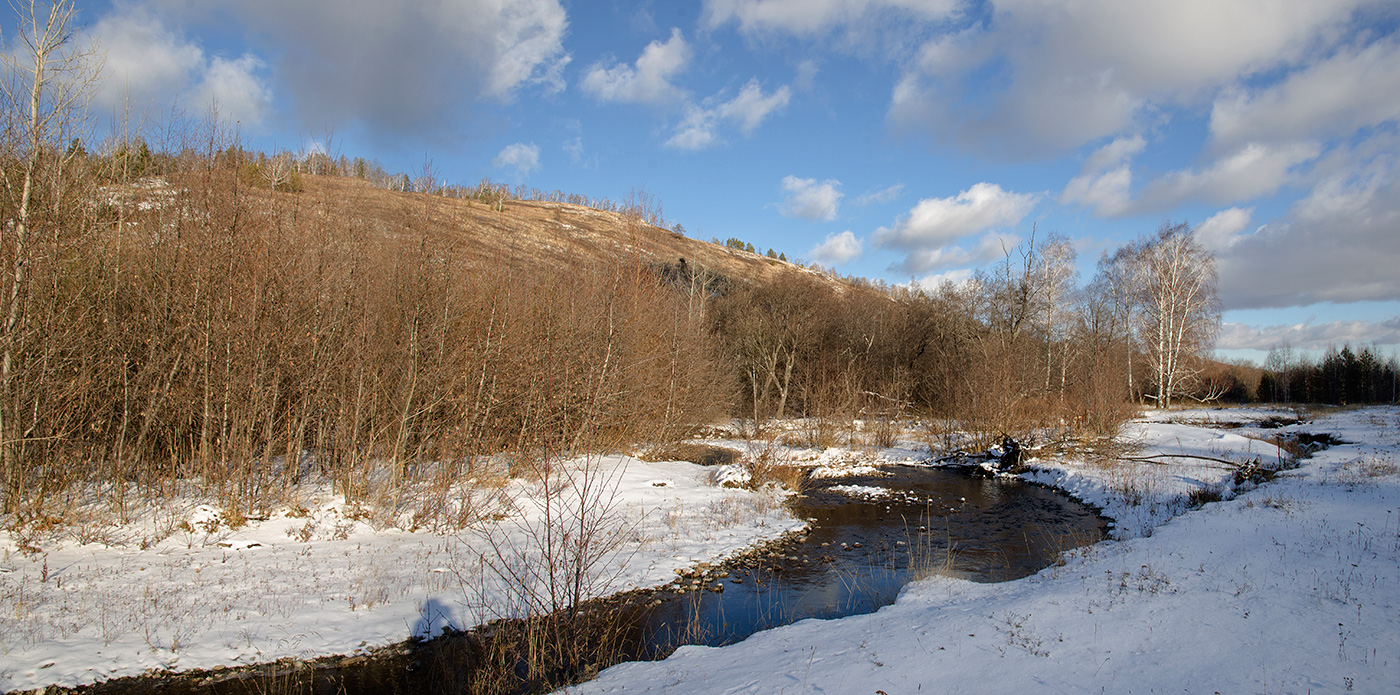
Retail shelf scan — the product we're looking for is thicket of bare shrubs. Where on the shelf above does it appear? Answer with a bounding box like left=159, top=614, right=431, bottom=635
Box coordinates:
left=0, top=0, right=1217, bottom=533
left=0, top=119, right=728, bottom=525
left=709, top=234, right=1145, bottom=451
left=0, top=107, right=1220, bottom=537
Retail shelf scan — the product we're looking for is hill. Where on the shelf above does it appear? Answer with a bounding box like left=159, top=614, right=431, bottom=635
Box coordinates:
left=297, top=175, right=830, bottom=293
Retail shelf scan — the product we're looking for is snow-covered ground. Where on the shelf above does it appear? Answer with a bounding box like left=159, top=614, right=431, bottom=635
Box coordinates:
left=0, top=456, right=802, bottom=691
left=5, top=407, right=1397, bottom=693
left=567, top=406, right=1400, bottom=694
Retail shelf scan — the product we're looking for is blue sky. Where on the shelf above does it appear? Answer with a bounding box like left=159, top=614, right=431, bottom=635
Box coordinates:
left=31, top=0, right=1400, bottom=363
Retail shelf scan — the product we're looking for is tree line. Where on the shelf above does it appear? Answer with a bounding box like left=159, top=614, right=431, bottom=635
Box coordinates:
left=703, top=222, right=1222, bottom=446
left=1260, top=344, right=1400, bottom=405
left=0, top=0, right=1230, bottom=525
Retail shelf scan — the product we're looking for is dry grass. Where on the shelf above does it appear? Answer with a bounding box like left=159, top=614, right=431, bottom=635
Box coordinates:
left=300, top=176, right=817, bottom=291
left=739, top=440, right=810, bottom=494
left=1328, top=456, right=1400, bottom=485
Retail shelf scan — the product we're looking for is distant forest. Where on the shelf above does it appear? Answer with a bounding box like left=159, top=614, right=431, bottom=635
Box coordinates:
left=1256, top=345, right=1399, bottom=406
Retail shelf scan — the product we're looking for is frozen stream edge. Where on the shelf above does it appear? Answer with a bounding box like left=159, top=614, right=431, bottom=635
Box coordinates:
left=568, top=406, right=1400, bottom=694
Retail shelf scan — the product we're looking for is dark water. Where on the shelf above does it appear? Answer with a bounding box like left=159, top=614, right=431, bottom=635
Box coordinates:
left=70, top=465, right=1107, bottom=695
left=631, top=465, right=1106, bottom=653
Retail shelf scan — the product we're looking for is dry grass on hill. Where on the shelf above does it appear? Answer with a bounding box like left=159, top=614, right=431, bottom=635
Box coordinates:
left=298, top=175, right=814, bottom=287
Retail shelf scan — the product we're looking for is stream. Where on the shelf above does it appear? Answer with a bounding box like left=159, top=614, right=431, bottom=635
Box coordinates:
left=71, top=464, right=1108, bottom=694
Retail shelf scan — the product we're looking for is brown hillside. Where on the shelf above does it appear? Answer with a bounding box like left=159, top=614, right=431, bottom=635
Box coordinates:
left=299, top=174, right=823, bottom=288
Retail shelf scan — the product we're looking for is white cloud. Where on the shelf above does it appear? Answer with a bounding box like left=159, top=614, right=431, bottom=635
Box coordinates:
left=563, top=136, right=586, bottom=165
left=1194, top=207, right=1254, bottom=253
left=90, top=8, right=202, bottom=109
left=90, top=8, right=271, bottom=126
left=873, top=182, right=1034, bottom=275
left=780, top=176, right=843, bottom=221
left=1080, top=135, right=1147, bottom=176
left=703, top=0, right=960, bottom=37
left=886, top=0, right=1371, bottom=155
left=810, top=230, right=863, bottom=264
left=1060, top=166, right=1133, bottom=217
left=1218, top=317, right=1400, bottom=351
left=908, top=267, right=975, bottom=293
left=186, top=55, right=272, bottom=126
left=169, top=0, right=568, bottom=136
left=581, top=28, right=690, bottom=105
left=667, top=108, right=721, bottom=150
left=493, top=142, right=541, bottom=176
left=890, top=232, right=1018, bottom=275
left=718, top=79, right=792, bottom=133
left=1211, top=38, right=1400, bottom=150
left=853, top=184, right=904, bottom=206
left=666, top=78, right=791, bottom=150
left=489, top=0, right=571, bottom=97
left=1059, top=135, right=1147, bottom=216
left=873, top=183, right=1036, bottom=250
left=895, top=246, right=971, bottom=273
left=1136, top=142, right=1322, bottom=209
left=1215, top=138, right=1400, bottom=309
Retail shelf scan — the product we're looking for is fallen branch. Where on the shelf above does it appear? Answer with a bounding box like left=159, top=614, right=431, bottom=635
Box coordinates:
left=1113, top=453, right=1249, bottom=469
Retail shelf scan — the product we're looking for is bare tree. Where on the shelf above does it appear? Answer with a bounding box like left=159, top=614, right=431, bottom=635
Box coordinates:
left=1264, top=342, right=1296, bottom=403
left=1092, top=241, right=1148, bottom=402
left=1033, top=233, right=1077, bottom=396
left=1135, top=222, right=1221, bottom=408
left=0, top=0, right=100, bottom=511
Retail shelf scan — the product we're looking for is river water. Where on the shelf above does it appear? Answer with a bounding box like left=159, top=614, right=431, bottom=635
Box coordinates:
left=73, top=465, right=1107, bottom=694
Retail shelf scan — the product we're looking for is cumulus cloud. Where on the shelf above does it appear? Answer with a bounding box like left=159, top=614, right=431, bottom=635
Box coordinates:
left=1211, top=38, right=1400, bottom=150
left=718, top=79, right=792, bottom=133
left=853, top=184, right=904, bottom=206
left=1060, top=166, right=1133, bottom=217
left=885, top=0, right=1370, bottom=155
left=1081, top=135, right=1148, bottom=175
left=90, top=8, right=201, bottom=106
left=90, top=8, right=271, bottom=126
left=908, top=267, right=975, bottom=293
left=581, top=28, right=794, bottom=150
left=1218, top=317, right=1400, bottom=351
left=1194, top=207, right=1254, bottom=253
left=703, top=0, right=960, bottom=38
left=810, top=230, right=863, bottom=264
left=1059, top=135, right=1146, bottom=216
left=582, top=28, right=690, bottom=105
left=178, top=0, right=568, bottom=136
left=873, top=183, right=1035, bottom=251
left=667, top=109, right=721, bottom=151
left=780, top=176, right=843, bottom=220
left=1136, top=142, right=1322, bottom=210
left=1215, top=140, right=1400, bottom=309
left=493, top=142, right=541, bottom=176
left=1063, top=136, right=1323, bottom=215
left=186, top=55, right=273, bottom=125
left=667, top=78, right=791, bottom=150
left=889, top=232, right=1018, bottom=275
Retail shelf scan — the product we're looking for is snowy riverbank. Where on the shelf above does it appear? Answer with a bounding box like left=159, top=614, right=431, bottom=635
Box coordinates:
left=4, top=406, right=1397, bottom=693
left=567, top=406, right=1400, bottom=694
left=0, top=456, right=803, bottom=691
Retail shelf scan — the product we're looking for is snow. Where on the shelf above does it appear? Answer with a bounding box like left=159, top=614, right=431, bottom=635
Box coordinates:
left=826, top=484, right=892, bottom=499
left=564, top=406, right=1400, bottom=694
left=5, top=407, right=1398, bottom=693
left=0, top=456, right=802, bottom=691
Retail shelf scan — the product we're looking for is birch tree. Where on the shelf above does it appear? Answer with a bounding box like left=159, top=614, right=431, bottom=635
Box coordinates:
left=1033, top=233, right=1077, bottom=396
left=1093, top=240, right=1148, bottom=402
left=0, top=0, right=100, bottom=511
left=1136, top=222, right=1220, bottom=408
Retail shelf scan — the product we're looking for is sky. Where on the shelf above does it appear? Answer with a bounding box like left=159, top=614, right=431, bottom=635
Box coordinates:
left=18, top=0, right=1400, bottom=364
